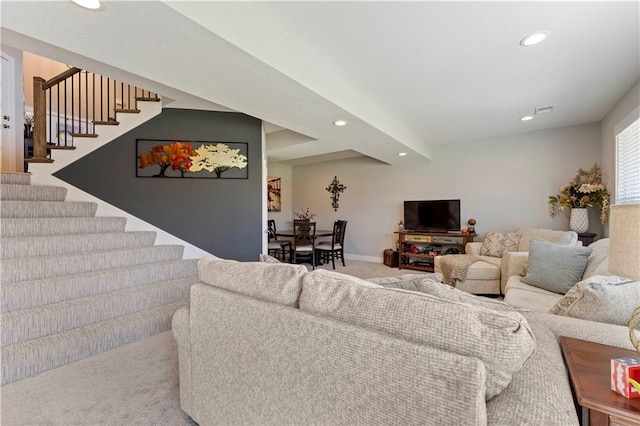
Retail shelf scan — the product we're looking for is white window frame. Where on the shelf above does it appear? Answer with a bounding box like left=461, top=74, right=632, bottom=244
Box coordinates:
left=614, top=108, right=640, bottom=205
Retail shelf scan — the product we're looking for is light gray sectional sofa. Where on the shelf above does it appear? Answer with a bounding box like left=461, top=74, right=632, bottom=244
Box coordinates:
left=173, top=257, right=634, bottom=425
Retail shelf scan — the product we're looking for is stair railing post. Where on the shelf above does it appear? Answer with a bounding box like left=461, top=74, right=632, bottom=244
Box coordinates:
left=33, top=76, right=48, bottom=160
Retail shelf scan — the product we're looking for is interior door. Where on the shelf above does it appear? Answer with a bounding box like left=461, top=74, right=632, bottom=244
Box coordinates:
left=1, top=51, right=19, bottom=172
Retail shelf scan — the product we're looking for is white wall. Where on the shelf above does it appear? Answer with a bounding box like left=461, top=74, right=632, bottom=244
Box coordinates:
left=290, top=123, right=602, bottom=261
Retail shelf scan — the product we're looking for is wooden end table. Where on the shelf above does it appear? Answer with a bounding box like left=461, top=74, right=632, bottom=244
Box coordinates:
left=559, top=336, right=640, bottom=426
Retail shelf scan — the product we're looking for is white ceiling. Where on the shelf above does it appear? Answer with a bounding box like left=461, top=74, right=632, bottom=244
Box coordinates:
left=2, top=1, right=639, bottom=166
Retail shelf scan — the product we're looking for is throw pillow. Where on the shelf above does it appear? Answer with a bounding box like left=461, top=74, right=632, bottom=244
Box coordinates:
left=197, top=256, right=308, bottom=307
left=521, top=239, right=592, bottom=294
left=480, top=232, right=522, bottom=257
left=549, top=275, right=639, bottom=326
left=300, top=271, right=535, bottom=401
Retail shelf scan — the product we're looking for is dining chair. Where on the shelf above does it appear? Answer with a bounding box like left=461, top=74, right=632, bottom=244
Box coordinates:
left=316, top=220, right=347, bottom=269
left=267, top=219, right=292, bottom=262
left=293, top=220, right=316, bottom=269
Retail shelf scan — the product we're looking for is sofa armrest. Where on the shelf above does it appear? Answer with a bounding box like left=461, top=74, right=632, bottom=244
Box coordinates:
left=500, top=252, right=529, bottom=294
left=466, top=242, right=483, bottom=255
left=526, top=312, right=634, bottom=351
left=172, top=306, right=190, bottom=349
left=172, top=306, right=194, bottom=417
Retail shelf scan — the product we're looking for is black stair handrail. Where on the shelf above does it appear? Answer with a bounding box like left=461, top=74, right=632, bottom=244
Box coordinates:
left=29, top=67, right=159, bottom=162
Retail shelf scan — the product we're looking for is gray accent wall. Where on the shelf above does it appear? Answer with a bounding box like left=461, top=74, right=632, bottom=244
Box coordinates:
left=55, top=108, right=262, bottom=261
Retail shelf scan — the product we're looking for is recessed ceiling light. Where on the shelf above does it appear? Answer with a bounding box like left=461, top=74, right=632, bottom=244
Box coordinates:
left=398, top=152, right=407, bottom=157
left=71, top=0, right=101, bottom=10
left=519, top=32, right=549, bottom=47
left=333, top=120, right=348, bottom=126
left=520, top=115, right=534, bottom=121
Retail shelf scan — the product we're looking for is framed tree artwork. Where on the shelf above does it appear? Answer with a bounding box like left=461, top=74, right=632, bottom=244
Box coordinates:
left=267, top=176, right=282, bottom=212
left=136, top=139, right=249, bottom=179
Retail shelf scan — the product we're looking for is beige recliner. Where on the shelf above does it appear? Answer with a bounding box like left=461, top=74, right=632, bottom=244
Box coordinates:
left=435, top=228, right=580, bottom=295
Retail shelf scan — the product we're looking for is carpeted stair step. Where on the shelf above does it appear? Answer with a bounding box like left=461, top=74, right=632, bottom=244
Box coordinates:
left=0, top=217, right=127, bottom=237
left=1, top=259, right=198, bottom=313
left=2, top=277, right=195, bottom=346
left=1, top=301, right=187, bottom=385
left=1, top=184, right=67, bottom=201
left=0, top=231, right=158, bottom=259
left=0, top=172, right=31, bottom=185
left=1, top=201, right=98, bottom=218
left=1, top=245, right=185, bottom=284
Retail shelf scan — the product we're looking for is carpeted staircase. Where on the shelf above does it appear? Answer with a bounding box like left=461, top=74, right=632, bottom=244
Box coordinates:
left=0, top=172, right=199, bottom=385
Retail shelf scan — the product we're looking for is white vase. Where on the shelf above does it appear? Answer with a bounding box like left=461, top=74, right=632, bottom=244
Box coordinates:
left=569, top=208, right=589, bottom=233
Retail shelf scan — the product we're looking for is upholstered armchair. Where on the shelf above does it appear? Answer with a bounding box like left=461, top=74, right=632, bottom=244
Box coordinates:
left=435, top=228, right=580, bottom=296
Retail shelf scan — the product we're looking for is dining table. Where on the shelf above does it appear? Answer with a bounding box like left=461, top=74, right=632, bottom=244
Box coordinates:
left=275, top=229, right=334, bottom=266
left=275, top=229, right=334, bottom=239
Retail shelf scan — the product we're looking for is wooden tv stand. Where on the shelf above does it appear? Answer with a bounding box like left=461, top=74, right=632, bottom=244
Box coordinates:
left=397, top=231, right=475, bottom=272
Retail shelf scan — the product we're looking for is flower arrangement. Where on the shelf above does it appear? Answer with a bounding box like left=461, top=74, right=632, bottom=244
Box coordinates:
left=548, top=163, right=610, bottom=224
left=294, top=208, right=316, bottom=221
left=24, top=113, right=34, bottom=127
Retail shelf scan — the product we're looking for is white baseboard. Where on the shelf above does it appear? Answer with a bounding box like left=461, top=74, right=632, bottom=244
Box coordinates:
left=344, top=253, right=383, bottom=263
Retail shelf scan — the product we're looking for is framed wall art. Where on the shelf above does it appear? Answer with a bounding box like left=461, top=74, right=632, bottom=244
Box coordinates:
left=267, top=176, right=282, bottom=212
left=136, top=139, right=248, bottom=179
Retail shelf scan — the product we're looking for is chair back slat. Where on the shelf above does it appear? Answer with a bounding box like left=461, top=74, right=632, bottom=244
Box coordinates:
left=316, top=220, right=347, bottom=269
left=294, top=220, right=316, bottom=246
left=267, top=219, right=277, bottom=241
left=333, top=220, right=347, bottom=245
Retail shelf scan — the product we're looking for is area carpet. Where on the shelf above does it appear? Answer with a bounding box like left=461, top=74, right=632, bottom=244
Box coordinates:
left=1, top=260, right=417, bottom=425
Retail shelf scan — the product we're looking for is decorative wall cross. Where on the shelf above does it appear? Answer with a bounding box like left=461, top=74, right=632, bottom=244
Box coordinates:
left=325, top=176, right=347, bottom=211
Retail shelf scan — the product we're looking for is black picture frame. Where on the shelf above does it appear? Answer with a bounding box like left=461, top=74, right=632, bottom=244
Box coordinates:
left=136, top=139, right=249, bottom=179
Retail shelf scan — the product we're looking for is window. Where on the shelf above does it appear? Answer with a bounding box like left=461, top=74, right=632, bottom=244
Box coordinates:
left=616, top=117, right=640, bottom=204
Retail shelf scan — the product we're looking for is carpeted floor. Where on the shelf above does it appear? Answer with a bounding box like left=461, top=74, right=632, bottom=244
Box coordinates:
left=1, top=260, right=416, bottom=425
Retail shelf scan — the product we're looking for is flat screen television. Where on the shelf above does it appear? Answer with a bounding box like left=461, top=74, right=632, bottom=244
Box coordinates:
left=403, top=199, right=461, bottom=233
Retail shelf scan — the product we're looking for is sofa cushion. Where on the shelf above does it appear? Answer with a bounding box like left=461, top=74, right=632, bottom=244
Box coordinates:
left=299, top=270, right=536, bottom=400
left=480, top=232, right=522, bottom=257
left=515, top=227, right=577, bottom=252
left=548, top=275, right=639, bottom=326
left=521, top=239, right=592, bottom=294
left=414, top=278, right=517, bottom=312
left=581, top=238, right=610, bottom=279
left=367, top=273, right=443, bottom=290
left=503, top=277, right=563, bottom=312
left=197, top=256, right=308, bottom=307
left=591, top=257, right=611, bottom=276
left=466, top=259, right=501, bottom=280
left=454, top=279, right=501, bottom=295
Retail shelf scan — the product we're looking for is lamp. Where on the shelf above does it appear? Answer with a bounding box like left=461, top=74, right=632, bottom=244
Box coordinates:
left=609, top=204, right=640, bottom=356
left=609, top=204, right=640, bottom=280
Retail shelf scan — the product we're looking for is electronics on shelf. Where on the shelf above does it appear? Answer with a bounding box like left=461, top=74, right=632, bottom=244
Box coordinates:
left=403, top=199, right=461, bottom=233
